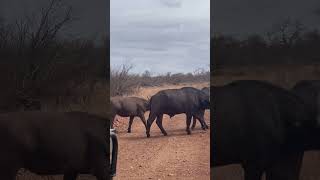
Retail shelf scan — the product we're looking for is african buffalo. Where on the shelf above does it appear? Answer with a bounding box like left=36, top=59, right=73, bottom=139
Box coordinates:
left=110, top=96, right=149, bottom=133
left=0, top=111, right=109, bottom=180
left=191, top=86, right=210, bottom=129
left=146, top=87, right=210, bottom=137
left=211, top=80, right=312, bottom=180
left=273, top=80, right=320, bottom=180
left=264, top=80, right=320, bottom=180
left=290, top=80, right=320, bottom=150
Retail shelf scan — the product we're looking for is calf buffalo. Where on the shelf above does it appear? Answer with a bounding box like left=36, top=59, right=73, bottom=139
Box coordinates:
left=110, top=96, right=149, bottom=133
left=0, top=111, right=109, bottom=180
left=211, top=80, right=312, bottom=180
left=146, top=87, right=209, bottom=137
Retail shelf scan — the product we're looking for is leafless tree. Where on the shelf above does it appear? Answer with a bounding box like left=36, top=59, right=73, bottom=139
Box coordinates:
left=0, top=0, right=105, bottom=112
left=266, top=18, right=304, bottom=47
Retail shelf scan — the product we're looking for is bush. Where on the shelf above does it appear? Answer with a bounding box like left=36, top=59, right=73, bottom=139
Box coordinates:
left=110, top=64, right=209, bottom=96
left=0, top=0, right=107, bottom=112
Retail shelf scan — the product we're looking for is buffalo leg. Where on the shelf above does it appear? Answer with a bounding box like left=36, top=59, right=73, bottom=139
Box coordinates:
left=63, top=172, right=78, bottom=180
left=186, top=114, right=192, bottom=135
left=128, top=116, right=134, bottom=133
left=138, top=112, right=147, bottom=130
left=194, top=114, right=207, bottom=130
left=90, top=144, right=108, bottom=180
left=199, top=116, right=207, bottom=130
left=93, top=155, right=108, bottom=180
left=88, top=134, right=108, bottom=180
left=156, top=114, right=167, bottom=136
left=191, top=116, right=208, bottom=130
left=191, top=116, right=197, bottom=129
left=198, top=110, right=209, bottom=129
left=146, top=112, right=157, bottom=137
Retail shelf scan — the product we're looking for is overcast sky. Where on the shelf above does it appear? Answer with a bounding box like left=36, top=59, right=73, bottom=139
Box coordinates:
left=111, top=0, right=210, bottom=75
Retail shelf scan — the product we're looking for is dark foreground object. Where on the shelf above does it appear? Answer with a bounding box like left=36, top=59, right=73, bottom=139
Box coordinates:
left=0, top=111, right=110, bottom=180
left=146, top=87, right=209, bottom=137
left=211, top=80, right=313, bottom=180
left=110, top=96, right=149, bottom=133
left=110, top=129, right=118, bottom=179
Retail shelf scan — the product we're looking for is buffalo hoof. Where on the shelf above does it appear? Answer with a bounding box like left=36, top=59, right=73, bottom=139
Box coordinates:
left=147, top=133, right=150, bottom=138
left=127, top=130, right=131, bottom=133
left=191, top=126, right=195, bottom=130
left=187, top=130, right=191, bottom=135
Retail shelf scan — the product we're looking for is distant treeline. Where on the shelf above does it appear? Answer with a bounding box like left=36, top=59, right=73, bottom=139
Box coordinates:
left=110, top=64, right=209, bottom=96
left=0, top=0, right=107, bottom=112
left=212, top=18, right=320, bottom=69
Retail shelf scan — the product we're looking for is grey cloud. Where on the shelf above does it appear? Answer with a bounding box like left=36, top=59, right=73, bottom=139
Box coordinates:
left=111, top=0, right=209, bottom=74
left=159, top=0, right=182, bottom=8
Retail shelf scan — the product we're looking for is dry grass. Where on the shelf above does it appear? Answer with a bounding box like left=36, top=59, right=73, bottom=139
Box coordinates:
left=132, top=82, right=210, bottom=99
left=212, top=63, right=320, bottom=88
left=110, top=64, right=209, bottom=97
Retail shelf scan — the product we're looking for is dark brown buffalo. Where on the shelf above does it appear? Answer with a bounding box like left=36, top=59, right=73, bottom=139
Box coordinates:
left=0, top=111, right=109, bottom=180
left=212, top=80, right=312, bottom=180
left=110, top=96, right=149, bottom=133
left=146, top=87, right=209, bottom=137
left=265, top=80, right=320, bottom=180
left=274, top=80, right=320, bottom=180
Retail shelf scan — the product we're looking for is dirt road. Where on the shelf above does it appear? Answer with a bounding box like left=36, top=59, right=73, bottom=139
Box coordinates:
left=113, top=83, right=210, bottom=180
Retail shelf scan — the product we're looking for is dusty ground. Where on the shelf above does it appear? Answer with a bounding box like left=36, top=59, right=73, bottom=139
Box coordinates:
left=113, top=83, right=210, bottom=180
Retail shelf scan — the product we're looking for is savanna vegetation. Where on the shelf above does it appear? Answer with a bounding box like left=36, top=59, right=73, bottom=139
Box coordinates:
left=212, top=18, right=320, bottom=87
left=110, top=64, right=210, bottom=96
left=0, top=0, right=108, bottom=114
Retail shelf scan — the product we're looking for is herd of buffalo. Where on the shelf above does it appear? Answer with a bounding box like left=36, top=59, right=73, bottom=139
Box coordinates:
left=3, top=79, right=320, bottom=180
left=110, top=86, right=210, bottom=137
